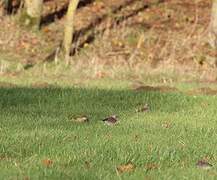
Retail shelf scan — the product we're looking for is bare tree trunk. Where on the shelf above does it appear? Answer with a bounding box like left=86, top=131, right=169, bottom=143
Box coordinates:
left=209, top=0, right=217, bottom=49
left=63, top=0, right=79, bottom=64
left=19, top=0, right=43, bottom=30
left=0, top=0, right=12, bottom=15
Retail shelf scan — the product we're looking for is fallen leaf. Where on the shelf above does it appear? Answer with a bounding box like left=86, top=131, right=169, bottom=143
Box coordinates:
left=145, top=163, right=159, bottom=171
left=83, top=43, right=89, bottom=48
left=42, top=159, right=53, bottom=167
left=42, top=27, right=51, bottom=33
left=105, top=133, right=112, bottom=139
left=117, top=163, right=135, bottom=173
left=162, top=122, right=172, bottom=129
left=95, top=71, right=107, bottom=78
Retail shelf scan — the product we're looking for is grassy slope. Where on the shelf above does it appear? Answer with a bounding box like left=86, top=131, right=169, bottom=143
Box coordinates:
left=0, top=84, right=217, bottom=180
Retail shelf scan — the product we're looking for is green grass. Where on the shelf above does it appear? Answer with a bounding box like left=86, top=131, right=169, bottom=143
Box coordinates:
left=0, top=85, right=217, bottom=179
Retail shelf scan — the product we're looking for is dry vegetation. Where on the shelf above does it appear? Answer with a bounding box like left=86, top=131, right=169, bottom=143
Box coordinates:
left=0, top=0, right=216, bottom=82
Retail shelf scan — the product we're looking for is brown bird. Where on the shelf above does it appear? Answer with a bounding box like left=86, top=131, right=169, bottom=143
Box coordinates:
left=136, top=103, right=149, bottom=112
left=102, top=115, right=118, bottom=126
left=70, top=115, right=89, bottom=123
left=196, top=160, right=213, bottom=170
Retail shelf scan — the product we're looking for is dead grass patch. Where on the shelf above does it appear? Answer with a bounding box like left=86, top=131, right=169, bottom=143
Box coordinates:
left=187, top=87, right=217, bottom=96
left=132, top=84, right=179, bottom=93
left=0, top=81, right=17, bottom=88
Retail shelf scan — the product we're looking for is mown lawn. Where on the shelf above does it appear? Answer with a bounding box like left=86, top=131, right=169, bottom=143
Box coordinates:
left=0, top=85, right=217, bottom=179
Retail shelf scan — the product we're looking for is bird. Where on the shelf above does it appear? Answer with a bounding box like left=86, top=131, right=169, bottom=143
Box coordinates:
left=102, top=115, right=118, bottom=126
left=196, top=160, right=213, bottom=170
left=136, top=103, right=149, bottom=112
left=70, top=115, right=89, bottom=123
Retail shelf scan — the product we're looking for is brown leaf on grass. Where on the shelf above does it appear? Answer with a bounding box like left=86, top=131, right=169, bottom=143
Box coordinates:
left=116, top=163, right=135, bottom=173
left=200, top=102, right=209, bottom=108
left=162, top=122, right=172, bottom=129
left=42, top=159, right=53, bottom=167
left=144, top=163, right=159, bottom=171
left=42, top=27, right=52, bottom=33
left=105, top=133, right=112, bottom=139
left=95, top=71, right=107, bottom=78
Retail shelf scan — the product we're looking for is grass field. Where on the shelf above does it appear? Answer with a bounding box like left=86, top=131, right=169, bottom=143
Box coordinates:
left=0, top=81, right=217, bottom=180
left=0, top=0, right=216, bottom=178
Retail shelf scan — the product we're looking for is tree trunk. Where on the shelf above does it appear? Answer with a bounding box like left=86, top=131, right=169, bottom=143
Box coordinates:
left=63, top=0, right=79, bottom=64
left=0, top=0, right=13, bottom=15
left=209, top=0, right=217, bottom=49
left=19, top=0, right=43, bottom=30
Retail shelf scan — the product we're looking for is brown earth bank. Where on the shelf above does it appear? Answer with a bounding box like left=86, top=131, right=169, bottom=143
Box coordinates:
left=0, top=0, right=216, bottom=82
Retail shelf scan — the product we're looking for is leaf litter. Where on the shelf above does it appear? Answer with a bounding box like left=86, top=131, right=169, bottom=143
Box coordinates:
left=116, top=163, right=135, bottom=173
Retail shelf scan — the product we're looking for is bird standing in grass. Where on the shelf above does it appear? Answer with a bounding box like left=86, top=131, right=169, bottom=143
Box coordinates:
left=70, top=115, right=89, bottom=123
left=196, top=160, right=213, bottom=170
left=102, top=115, right=118, bottom=126
left=136, top=103, right=149, bottom=112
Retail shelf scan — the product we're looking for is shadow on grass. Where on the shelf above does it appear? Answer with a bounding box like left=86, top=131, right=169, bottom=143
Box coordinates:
left=0, top=86, right=200, bottom=128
